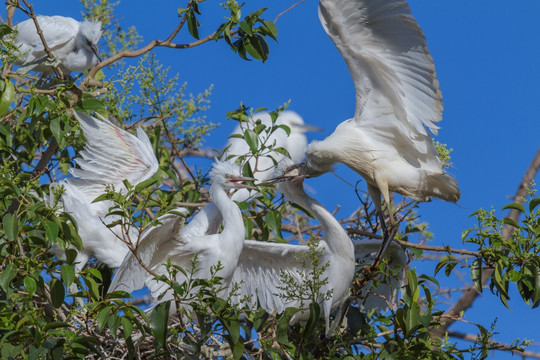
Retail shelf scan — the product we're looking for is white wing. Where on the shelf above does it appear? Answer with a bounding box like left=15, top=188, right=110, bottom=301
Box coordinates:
left=318, top=0, right=442, bottom=137
left=353, top=239, right=407, bottom=311
left=71, top=111, right=159, bottom=189
left=109, top=210, right=186, bottom=293
left=15, top=16, right=79, bottom=63
left=228, top=240, right=314, bottom=314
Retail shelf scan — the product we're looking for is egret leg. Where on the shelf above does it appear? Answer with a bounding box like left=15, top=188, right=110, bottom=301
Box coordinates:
left=367, top=183, right=396, bottom=267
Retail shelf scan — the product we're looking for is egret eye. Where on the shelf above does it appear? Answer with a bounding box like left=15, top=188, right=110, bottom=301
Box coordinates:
left=224, top=174, right=232, bottom=179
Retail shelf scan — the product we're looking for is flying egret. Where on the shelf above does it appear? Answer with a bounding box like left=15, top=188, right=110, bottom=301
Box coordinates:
left=51, top=111, right=158, bottom=270
left=109, top=160, right=256, bottom=303
left=13, top=16, right=102, bottom=75
left=296, top=0, right=460, bottom=261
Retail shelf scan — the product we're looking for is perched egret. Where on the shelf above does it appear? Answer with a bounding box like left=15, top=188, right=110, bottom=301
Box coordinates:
left=109, top=160, right=255, bottom=302
left=51, top=111, right=158, bottom=270
left=223, top=110, right=319, bottom=202
left=298, top=0, right=460, bottom=259
left=352, top=239, right=407, bottom=311
left=187, top=110, right=319, bottom=235
left=14, top=16, right=102, bottom=75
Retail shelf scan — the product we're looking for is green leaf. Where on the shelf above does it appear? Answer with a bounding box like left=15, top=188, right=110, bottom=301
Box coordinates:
left=266, top=211, right=283, bottom=238
left=276, top=307, right=299, bottom=346
left=50, top=279, right=65, bottom=308
left=80, top=97, right=107, bottom=112
left=529, top=198, right=540, bottom=213
left=502, top=202, right=525, bottom=214
left=502, top=217, right=520, bottom=228
left=0, top=78, right=14, bottom=116
left=303, top=302, right=320, bottom=337
left=252, top=309, right=269, bottom=332
left=151, top=301, right=170, bottom=351
left=3, top=213, right=19, bottom=240
left=97, top=306, right=112, bottom=331
left=85, top=277, right=100, bottom=301
left=24, top=276, right=37, bottom=296
left=0, top=263, right=17, bottom=293
left=243, top=128, right=259, bottom=153
left=187, top=9, right=200, bottom=39
left=0, top=24, right=14, bottom=37
left=121, top=317, right=134, bottom=339
left=44, top=220, right=60, bottom=243
left=49, top=117, right=62, bottom=141
left=61, top=265, right=75, bottom=290
left=471, top=258, right=483, bottom=292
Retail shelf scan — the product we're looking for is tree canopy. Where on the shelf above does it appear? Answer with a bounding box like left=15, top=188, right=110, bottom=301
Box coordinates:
left=0, top=1, right=539, bottom=359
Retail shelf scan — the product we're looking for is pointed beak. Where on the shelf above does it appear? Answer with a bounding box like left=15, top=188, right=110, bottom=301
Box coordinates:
left=299, top=124, right=323, bottom=133
left=90, top=43, right=102, bottom=62
left=264, top=164, right=306, bottom=184
left=229, top=176, right=257, bottom=189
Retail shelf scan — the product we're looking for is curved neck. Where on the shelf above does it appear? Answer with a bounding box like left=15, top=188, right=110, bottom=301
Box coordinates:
left=287, top=186, right=353, bottom=260
left=209, top=184, right=245, bottom=251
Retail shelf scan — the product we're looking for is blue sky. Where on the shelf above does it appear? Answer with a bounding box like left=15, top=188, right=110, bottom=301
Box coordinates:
left=11, top=1, right=540, bottom=356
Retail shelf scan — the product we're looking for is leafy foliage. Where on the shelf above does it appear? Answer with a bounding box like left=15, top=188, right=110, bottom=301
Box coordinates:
left=0, top=0, right=538, bottom=359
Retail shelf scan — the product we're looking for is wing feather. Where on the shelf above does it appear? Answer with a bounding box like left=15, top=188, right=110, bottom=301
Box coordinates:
left=72, top=111, right=159, bottom=188
left=228, top=240, right=314, bottom=314
left=109, top=211, right=186, bottom=293
left=318, top=0, right=443, bottom=136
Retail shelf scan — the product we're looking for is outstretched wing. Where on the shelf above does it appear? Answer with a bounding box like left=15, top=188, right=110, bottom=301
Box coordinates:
left=109, top=210, right=186, bottom=293
left=228, top=240, right=315, bottom=314
left=318, top=0, right=442, bottom=137
left=72, top=111, right=159, bottom=190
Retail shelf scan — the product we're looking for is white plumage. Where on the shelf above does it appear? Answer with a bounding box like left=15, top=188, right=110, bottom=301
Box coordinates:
left=14, top=16, right=102, bottom=75
left=223, top=110, right=315, bottom=202
left=109, top=160, right=254, bottom=302
left=303, top=0, right=459, bottom=211
left=352, top=239, right=407, bottom=310
left=110, top=158, right=356, bottom=333
left=52, top=111, right=158, bottom=270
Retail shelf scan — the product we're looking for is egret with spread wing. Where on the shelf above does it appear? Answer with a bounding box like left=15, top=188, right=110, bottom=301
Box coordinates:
left=51, top=111, right=158, bottom=270
left=299, top=0, right=459, bottom=261
left=14, top=16, right=102, bottom=75
left=109, top=160, right=255, bottom=302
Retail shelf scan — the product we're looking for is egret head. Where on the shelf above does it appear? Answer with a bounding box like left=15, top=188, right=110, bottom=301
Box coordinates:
left=78, top=20, right=102, bottom=62
left=210, top=160, right=256, bottom=190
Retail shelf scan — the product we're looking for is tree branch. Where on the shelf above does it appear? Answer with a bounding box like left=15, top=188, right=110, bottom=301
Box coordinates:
left=431, top=148, right=540, bottom=338
left=448, top=330, right=540, bottom=359
left=12, top=0, right=64, bottom=79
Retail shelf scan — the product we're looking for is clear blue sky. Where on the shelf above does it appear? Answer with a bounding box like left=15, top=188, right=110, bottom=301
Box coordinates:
left=11, top=1, right=540, bottom=356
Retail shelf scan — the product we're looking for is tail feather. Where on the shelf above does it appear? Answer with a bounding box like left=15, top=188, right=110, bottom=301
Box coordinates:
left=425, top=172, right=460, bottom=202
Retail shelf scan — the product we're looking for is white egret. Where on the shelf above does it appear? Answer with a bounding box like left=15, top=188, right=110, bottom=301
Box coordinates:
left=352, top=239, right=407, bottom=311
left=298, top=0, right=460, bottom=259
left=111, top=158, right=355, bottom=333
left=109, top=160, right=255, bottom=303
left=14, top=16, right=102, bottom=75
left=223, top=110, right=319, bottom=202
left=52, top=111, right=158, bottom=270
left=187, top=110, right=319, bottom=235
